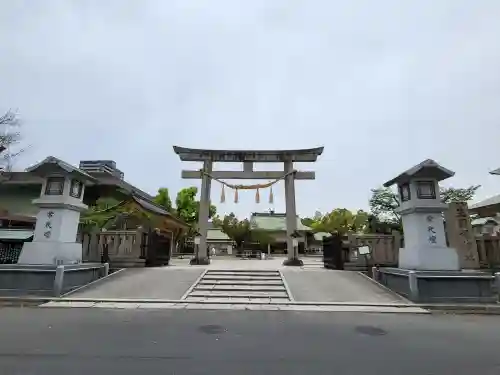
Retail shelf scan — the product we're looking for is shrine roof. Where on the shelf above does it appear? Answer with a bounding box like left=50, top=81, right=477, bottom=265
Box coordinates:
left=249, top=212, right=311, bottom=231
left=131, top=196, right=189, bottom=228
left=173, top=146, right=324, bottom=162
left=383, top=159, right=455, bottom=187
left=25, top=156, right=96, bottom=182
left=469, top=194, right=500, bottom=213
left=206, top=228, right=231, bottom=241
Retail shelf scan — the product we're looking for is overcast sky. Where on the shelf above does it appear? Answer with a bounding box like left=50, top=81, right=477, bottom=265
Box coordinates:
left=1, top=0, right=499, bottom=218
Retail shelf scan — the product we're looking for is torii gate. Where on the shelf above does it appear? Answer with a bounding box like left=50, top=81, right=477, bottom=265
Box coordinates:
left=173, top=146, right=324, bottom=266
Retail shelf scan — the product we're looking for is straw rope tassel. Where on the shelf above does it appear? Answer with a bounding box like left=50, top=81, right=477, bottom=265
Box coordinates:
left=234, top=188, right=239, bottom=203
left=255, top=188, right=260, bottom=203
left=269, top=185, right=274, bottom=204
left=220, top=184, right=225, bottom=203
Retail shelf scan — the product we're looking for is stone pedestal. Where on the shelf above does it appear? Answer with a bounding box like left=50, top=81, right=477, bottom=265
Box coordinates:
left=377, top=268, right=496, bottom=303
left=399, top=246, right=459, bottom=271
left=282, top=258, right=304, bottom=266
left=18, top=204, right=87, bottom=265
left=190, top=256, right=210, bottom=265
left=0, top=263, right=106, bottom=297
left=399, top=211, right=459, bottom=271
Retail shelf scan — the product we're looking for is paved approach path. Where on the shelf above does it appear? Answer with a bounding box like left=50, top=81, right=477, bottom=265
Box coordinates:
left=62, top=257, right=406, bottom=305
left=282, top=268, right=407, bottom=303
left=68, top=267, right=204, bottom=300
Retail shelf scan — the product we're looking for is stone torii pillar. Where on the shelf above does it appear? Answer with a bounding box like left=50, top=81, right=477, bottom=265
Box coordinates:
left=283, top=158, right=299, bottom=265
left=173, top=146, right=323, bottom=266
left=197, top=159, right=212, bottom=264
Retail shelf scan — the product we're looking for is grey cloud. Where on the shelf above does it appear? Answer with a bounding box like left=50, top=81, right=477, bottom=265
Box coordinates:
left=1, top=0, right=499, bottom=218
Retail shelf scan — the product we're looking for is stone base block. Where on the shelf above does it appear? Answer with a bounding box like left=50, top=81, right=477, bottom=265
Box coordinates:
left=377, top=268, right=496, bottom=303
left=110, top=257, right=146, bottom=268
left=190, top=257, right=211, bottom=265
left=0, top=263, right=106, bottom=297
left=399, top=245, right=460, bottom=271
left=18, top=241, right=82, bottom=265
left=282, top=258, right=304, bottom=267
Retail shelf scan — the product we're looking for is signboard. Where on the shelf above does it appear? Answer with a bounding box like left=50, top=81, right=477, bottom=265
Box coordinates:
left=358, top=246, right=370, bottom=255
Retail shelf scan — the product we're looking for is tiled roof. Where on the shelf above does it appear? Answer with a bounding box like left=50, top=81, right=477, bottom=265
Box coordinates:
left=469, top=194, right=500, bottom=211
left=25, top=156, right=96, bottom=181
left=249, top=213, right=311, bottom=231
left=0, top=229, right=33, bottom=240
left=383, top=159, right=454, bottom=187
left=207, top=228, right=231, bottom=241
left=471, top=217, right=498, bottom=226
left=132, top=196, right=189, bottom=227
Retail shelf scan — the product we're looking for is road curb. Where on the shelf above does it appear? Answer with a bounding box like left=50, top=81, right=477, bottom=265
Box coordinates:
left=0, top=297, right=428, bottom=307
left=422, top=304, right=500, bottom=315
left=1, top=297, right=499, bottom=314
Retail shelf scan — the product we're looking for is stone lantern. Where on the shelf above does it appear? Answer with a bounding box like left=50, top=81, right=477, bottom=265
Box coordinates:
left=383, top=159, right=459, bottom=271
left=17, top=156, right=96, bottom=265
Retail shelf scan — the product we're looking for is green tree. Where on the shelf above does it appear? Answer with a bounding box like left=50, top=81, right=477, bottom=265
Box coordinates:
left=175, top=186, right=217, bottom=228
left=81, top=197, right=156, bottom=230
left=440, top=185, right=481, bottom=204
left=301, top=211, right=322, bottom=228
left=154, top=187, right=173, bottom=212
left=369, top=185, right=481, bottom=225
left=307, top=209, right=369, bottom=235
left=369, top=187, right=402, bottom=225
left=80, top=197, right=131, bottom=229
left=212, top=213, right=250, bottom=249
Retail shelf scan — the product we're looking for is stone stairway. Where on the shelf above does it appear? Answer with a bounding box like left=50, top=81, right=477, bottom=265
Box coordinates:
left=183, top=269, right=291, bottom=303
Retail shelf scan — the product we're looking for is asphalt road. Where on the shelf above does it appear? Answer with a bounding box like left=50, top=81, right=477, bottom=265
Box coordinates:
left=1, top=308, right=500, bottom=374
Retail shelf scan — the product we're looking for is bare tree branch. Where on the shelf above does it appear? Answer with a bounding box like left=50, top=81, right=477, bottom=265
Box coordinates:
left=0, top=110, right=29, bottom=172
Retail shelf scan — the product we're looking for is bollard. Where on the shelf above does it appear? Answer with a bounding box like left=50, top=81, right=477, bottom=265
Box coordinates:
left=53, top=265, right=65, bottom=297
left=371, top=266, right=379, bottom=281
left=103, top=262, right=110, bottom=277
left=408, top=271, right=419, bottom=302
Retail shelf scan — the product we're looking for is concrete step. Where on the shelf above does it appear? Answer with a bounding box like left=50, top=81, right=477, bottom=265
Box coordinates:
left=205, top=275, right=281, bottom=279
left=207, top=269, right=279, bottom=275
left=189, top=291, right=289, bottom=298
left=183, top=268, right=291, bottom=302
left=183, top=297, right=289, bottom=303
left=206, top=272, right=280, bottom=277
left=203, top=276, right=282, bottom=281
left=198, top=280, right=284, bottom=286
left=194, top=285, right=286, bottom=292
